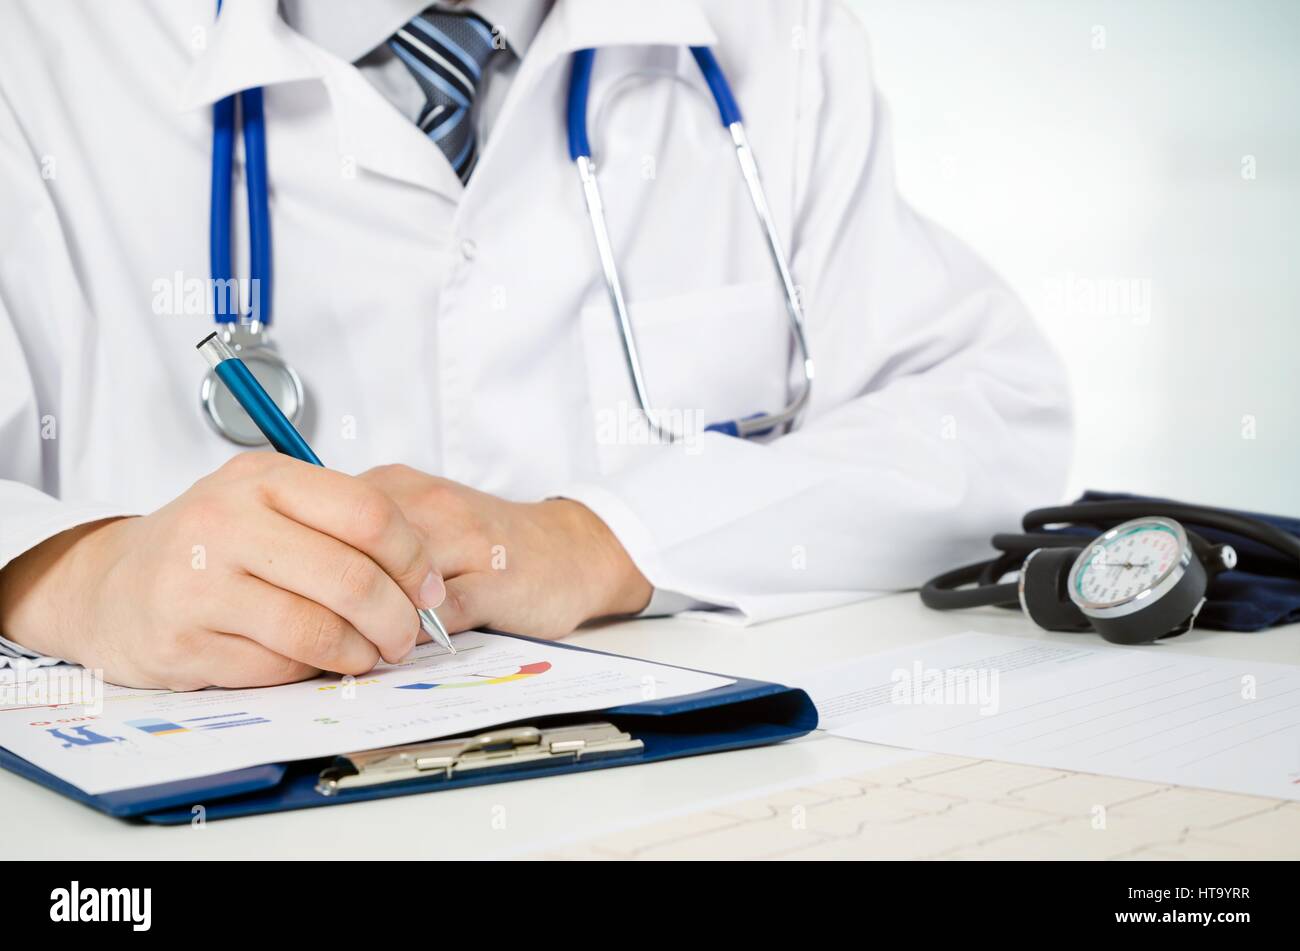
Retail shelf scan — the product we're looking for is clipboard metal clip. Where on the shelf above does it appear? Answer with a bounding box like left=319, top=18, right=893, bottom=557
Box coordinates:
left=315, top=721, right=644, bottom=796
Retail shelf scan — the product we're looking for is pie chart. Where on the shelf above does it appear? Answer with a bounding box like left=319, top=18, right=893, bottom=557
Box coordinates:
left=396, top=661, right=552, bottom=690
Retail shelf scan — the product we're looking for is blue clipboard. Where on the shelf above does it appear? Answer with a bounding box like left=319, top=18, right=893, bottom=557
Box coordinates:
left=0, top=635, right=817, bottom=824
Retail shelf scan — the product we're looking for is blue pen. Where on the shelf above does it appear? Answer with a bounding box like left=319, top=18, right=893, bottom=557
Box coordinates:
left=197, top=332, right=456, bottom=655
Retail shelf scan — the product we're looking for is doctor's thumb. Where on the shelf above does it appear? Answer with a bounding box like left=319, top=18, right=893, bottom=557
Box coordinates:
left=418, top=571, right=446, bottom=610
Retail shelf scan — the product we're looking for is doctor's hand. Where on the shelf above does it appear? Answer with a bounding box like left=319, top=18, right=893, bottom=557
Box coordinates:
left=358, top=465, right=653, bottom=639
left=0, top=453, right=446, bottom=690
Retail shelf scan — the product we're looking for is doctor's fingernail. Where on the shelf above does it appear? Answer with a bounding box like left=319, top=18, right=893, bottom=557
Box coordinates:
left=419, top=571, right=446, bottom=609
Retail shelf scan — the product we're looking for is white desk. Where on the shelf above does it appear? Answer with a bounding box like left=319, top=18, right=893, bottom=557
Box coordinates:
left=3, top=594, right=1297, bottom=860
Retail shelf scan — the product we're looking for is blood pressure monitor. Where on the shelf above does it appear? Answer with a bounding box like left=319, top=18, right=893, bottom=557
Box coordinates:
left=1015, top=516, right=1220, bottom=644
left=917, top=500, right=1297, bottom=645
left=1063, top=517, right=1212, bottom=644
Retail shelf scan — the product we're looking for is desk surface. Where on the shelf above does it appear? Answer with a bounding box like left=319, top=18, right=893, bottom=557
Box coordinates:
left=3, top=594, right=1297, bottom=860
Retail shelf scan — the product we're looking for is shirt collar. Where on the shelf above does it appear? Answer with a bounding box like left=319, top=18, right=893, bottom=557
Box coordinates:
left=280, top=0, right=551, bottom=64
left=177, top=0, right=720, bottom=204
left=180, top=0, right=717, bottom=112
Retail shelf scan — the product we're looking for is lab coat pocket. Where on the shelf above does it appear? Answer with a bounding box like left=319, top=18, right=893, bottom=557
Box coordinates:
left=579, top=280, right=791, bottom=473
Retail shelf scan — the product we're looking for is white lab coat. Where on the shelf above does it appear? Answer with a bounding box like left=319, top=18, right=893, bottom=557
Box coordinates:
left=0, top=0, right=1071, bottom=632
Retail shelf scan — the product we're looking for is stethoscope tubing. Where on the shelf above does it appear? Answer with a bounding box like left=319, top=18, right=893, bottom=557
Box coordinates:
left=211, top=86, right=272, bottom=325
left=568, top=47, right=741, bottom=161
left=211, top=0, right=272, bottom=327
left=566, top=45, right=814, bottom=442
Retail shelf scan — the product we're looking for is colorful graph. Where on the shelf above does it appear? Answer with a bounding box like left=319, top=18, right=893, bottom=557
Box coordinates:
left=397, top=661, right=552, bottom=690
left=181, top=712, right=270, bottom=730
left=127, top=717, right=190, bottom=736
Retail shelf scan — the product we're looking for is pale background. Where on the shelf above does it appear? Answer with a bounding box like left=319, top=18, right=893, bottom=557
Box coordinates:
left=844, top=0, right=1300, bottom=514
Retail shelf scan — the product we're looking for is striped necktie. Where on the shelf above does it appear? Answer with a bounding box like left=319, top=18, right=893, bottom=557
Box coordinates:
left=388, top=7, right=503, bottom=183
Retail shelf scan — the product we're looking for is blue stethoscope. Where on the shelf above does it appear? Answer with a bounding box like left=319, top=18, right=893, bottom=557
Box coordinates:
left=204, top=41, right=814, bottom=445
left=201, top=76, right=303, bottom=445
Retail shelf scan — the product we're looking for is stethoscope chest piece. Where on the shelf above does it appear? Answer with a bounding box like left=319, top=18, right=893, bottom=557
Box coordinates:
left=200, top=325, right=304, bottom=446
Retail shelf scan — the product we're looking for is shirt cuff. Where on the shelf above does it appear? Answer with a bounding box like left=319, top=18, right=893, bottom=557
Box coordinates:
left=636, top=587, right=718, bottom=618
left=0, top=501, right=135, bottom=573
left=0, top=633, right=67, bottom=668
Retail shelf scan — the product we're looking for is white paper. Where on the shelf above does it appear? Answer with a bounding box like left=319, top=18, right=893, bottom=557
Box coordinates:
left=795, top=632, right=1300, bottom=801
left=0, top=632, right=732, bottom=795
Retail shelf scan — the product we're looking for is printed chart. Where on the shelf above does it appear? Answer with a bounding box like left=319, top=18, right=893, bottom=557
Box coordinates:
left=0, top=632, right=732, bottom=795
left=397, top=661, right=552, bottom=690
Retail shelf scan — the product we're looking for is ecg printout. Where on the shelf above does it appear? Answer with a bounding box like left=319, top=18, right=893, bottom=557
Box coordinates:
left=796, top=633, right=1300, bottom=801
left=0, top=632, right=732, bottom=795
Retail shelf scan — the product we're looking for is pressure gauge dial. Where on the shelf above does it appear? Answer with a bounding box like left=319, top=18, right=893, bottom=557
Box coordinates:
left=1066, top=516, right=1208, bottom=644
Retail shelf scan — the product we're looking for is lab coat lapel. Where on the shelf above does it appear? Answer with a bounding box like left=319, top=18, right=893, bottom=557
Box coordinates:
left=179, top=0, right=321, bottom=109
left=179, top=0, right=463, bottom=202
left=323, top=61, right=465, bottom=200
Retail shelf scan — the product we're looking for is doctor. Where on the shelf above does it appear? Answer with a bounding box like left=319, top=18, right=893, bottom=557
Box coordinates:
left=0, top=0, right=1070, bottom=689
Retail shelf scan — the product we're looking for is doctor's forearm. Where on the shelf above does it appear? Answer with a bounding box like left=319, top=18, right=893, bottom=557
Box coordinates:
left=0, top=518, right=122, bottom=661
